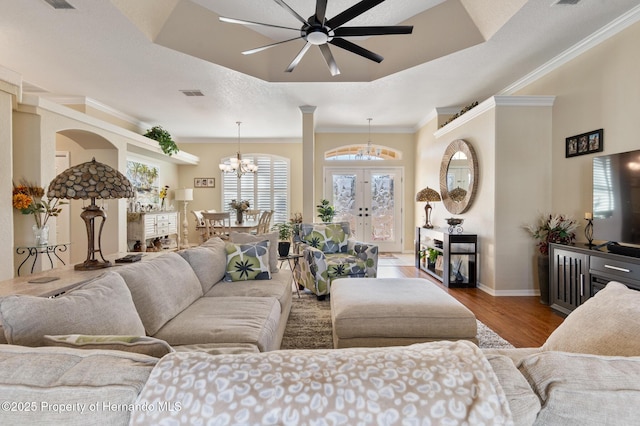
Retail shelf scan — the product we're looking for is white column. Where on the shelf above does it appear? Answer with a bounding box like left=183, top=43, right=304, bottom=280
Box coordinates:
left=299, top=105, right=316, bottom=223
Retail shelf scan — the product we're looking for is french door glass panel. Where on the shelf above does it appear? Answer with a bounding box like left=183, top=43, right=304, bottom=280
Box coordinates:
left=326, top=167, right=402, bottom=252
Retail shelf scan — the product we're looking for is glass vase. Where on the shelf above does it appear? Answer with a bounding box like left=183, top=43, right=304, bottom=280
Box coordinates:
left=33, top=223, right=50, bottom=246
left=236, top=210, right=244, bottom=225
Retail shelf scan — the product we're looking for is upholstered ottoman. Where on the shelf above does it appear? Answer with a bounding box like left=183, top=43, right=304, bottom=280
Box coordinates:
left=330, top=278, right=477, bottom=348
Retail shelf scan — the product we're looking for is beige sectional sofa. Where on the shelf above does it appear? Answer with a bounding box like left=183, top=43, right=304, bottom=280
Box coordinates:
left=1, top=255, right=639, bottom=424
left=0, top=234, right=293, bottom=353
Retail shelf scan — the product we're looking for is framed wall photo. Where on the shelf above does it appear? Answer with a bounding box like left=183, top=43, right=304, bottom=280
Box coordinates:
left=566, top=129, right=603, bottom=158
left=194, top=177, right=215, bottom=188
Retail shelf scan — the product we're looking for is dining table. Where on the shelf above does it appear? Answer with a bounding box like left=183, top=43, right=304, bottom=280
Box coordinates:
left=196, top=219, right=259, bottom=242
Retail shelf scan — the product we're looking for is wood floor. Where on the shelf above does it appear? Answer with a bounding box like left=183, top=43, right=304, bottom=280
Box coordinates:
left=377, top=262, right=565, bottom=348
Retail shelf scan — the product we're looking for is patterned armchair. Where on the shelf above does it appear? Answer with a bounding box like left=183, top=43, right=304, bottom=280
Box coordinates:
left=294, top=222, right=378, bottom=299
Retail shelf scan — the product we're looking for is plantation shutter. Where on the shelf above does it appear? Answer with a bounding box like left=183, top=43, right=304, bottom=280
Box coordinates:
left=593, top=156, right=613, bottom=218
left=221, top=154, right=289, bottom=223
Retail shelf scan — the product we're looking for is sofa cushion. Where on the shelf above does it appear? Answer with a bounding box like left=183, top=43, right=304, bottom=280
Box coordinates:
left=485, top=353, right=540, bottom=426
left=43, top=334, right=173, bottom=358
left=117, top=252, right=203, bottom=336
left=225, top=241, right=271, bottom=281
left=519, top=351, right=640, bottom=426
left=152, top=296, right=281, bottom=352
left=0, top=344, right=156, bottom=425
left=300, top=223, right=348, bottom=253
left=178, top=237, right=227, bottom=293
left=204, top=268, right=293, bottom=313
left=543, top=281, right=640, bottom=356
left=0, top=271, right=145, bottom=346
left=230, top=231, right=279, bottom=273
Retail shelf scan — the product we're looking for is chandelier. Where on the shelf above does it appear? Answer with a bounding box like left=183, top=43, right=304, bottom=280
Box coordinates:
left=356, top=118, right=381, bottom=160
left=218, top=121, right=258, bottom=177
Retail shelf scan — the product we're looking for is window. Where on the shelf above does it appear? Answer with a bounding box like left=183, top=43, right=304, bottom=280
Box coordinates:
left=221, top=154, right=289, bottom=224
left=325, top=144, right=400, bottom=160
left=593, top=155, right=613, bottom=217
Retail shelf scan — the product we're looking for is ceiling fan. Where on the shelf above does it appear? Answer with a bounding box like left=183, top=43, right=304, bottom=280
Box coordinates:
left=220, top=0, right=413, bottom=76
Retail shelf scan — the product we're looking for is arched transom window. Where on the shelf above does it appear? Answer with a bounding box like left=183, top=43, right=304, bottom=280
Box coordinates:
left=325, top=145, right=401, bottom=161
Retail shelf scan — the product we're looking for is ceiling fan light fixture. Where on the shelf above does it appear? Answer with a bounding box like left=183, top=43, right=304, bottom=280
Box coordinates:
left=306, top=28, right=329, bottom=45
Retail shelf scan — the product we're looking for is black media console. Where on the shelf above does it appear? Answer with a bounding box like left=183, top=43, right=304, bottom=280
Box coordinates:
left=549, top=243, right=640, bottom=316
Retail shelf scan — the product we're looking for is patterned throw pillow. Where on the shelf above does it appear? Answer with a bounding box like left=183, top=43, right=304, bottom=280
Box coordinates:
left=300, top=223, right=347, bottom=253
left=225, top=240, right=271, bottom=281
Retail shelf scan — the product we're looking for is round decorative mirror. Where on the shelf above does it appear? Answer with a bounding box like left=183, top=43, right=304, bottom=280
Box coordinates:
left=439, top=139, right=478, bottom=214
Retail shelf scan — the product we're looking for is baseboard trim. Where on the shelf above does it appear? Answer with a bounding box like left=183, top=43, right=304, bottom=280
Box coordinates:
left=477, top=282, right=539, bottom=297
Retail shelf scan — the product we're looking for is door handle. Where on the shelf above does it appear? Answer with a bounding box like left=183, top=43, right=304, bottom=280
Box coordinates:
left=604, top=264, right=631, bottom=273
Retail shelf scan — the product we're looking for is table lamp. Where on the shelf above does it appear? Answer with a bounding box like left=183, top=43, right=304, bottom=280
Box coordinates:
left=47, top=158, right=133, bottom=270
left=175, top=188, right=193, bottom=248
left=416, top=187, right=441, bottom=229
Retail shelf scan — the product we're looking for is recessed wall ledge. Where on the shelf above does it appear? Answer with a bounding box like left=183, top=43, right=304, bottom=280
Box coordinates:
left=19, top=94, right=199, bottom=165
left=433, top=95, right=556, bottom=139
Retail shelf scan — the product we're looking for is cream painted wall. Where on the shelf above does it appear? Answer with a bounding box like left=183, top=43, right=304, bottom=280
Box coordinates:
left=494, top=105, right=552, bottom=293
left=415, top=99, right=553, bottom=295
left=515, top=19, right=640, bottom=237
left=315, top=132, right=415, bottom=251
left=432, top=109, right=498, bottom=292
left=177, top=140, right=303, bottom=245
left=414, top=117, right=445, bottom=229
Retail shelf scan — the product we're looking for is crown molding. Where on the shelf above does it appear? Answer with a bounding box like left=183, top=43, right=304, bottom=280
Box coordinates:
left=316, top=126, right=415, bottom=134
left=433, top=95, right=555, bottom=138
left=501, top=4, right=640, bottom=95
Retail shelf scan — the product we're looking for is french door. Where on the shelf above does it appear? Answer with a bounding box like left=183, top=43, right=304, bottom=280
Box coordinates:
left=324, top=167, right=403, bottom=252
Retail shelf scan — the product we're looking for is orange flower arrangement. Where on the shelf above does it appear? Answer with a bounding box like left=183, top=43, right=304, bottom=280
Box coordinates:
left=12, top=180, right=66, bottom=228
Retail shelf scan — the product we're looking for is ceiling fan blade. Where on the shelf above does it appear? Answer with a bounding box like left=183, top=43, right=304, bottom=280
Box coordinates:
left=220, top=16, right=300, bottom=32
left=319, top=44, right=340, bottom=76
left=273, top=0, right=308, bottom=25
left=330, top=37, right=383, bottom=63
left=285, top=42, right=311, bottom=72
left=243, top=37, right=303, bottom=55
left=334, top=25, right=413, bottom=37
left=315, top=0, right=328, bottom=23
left=326, top=0, right=386, bottom=30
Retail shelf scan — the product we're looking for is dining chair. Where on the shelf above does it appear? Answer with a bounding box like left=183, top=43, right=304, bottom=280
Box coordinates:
left=256, top=210, right=274, bottom=234
left=202, top=212, right=231, bottom=241
left=244, top=209, right=261, bottom=221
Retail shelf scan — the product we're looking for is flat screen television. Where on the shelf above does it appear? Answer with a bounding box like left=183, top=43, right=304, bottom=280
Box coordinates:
left=593, top=149, right=640, bottom=247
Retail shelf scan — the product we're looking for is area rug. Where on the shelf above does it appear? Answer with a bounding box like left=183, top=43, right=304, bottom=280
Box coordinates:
left=281, top=291, right=514, bottom=350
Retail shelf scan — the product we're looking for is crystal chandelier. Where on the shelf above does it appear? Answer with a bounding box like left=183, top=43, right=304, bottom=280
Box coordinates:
left=218, top=121, right=258, bottom=177
left=356, top=118, right=382, bottom=160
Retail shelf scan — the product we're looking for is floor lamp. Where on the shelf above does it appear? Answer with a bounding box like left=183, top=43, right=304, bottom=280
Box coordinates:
left=47, top=158, right=134, bottom=270
left=175, top=188, right=193, bottom=249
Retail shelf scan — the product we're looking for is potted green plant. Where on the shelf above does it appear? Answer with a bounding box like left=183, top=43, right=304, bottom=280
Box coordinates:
left=143, top=125, right=179, bottom=156
left=316, top=199, right=335, bottom=223
left=525, top=213, right=578, bottom=304
left=273, top=222, right=293, bottom=257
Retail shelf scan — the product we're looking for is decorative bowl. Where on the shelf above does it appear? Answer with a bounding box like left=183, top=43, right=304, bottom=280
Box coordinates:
left=445, top=217, right=464, bottom=226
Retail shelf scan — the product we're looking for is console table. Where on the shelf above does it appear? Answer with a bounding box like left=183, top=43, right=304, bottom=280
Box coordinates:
left=127, top=211, right=178, bottom=251
left=15, top=243, right=70, bottom=276
left=415, top=227, right=477, bottom=288
left=549, top=243, right=640, bottom=316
